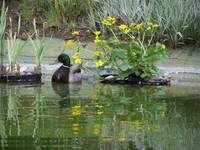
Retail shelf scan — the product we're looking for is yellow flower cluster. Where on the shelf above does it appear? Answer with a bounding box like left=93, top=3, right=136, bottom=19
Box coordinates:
left=119, top=24, right=131, bottom=34
left=71, top=105, right=81, bottom=117
left=130, top=51, right=136, bottom=58
left=72, top=31, right=80, bottom=36
left=65, top=39, right=74, bottom=47
left=93, top=124, right=101, bottom=135
left=101, top=16, right=116, bottom=26
left=93, top=50, right=102, bottom=56
left=96, top=111, right=103, bottom=115
left=94, top=31, right=103, bottom=43
left=94, top=37, right=103, bottom=43
left=160, top=44, right=166, bottom=50
left=96, top=60, right=104, bottom=67
left=72, top=123, right=80, bottom=135
left=71, top=52, right=82, bottom=64
left=94, top=31, right=101, bottom=36
left=147, top=22, right=160, bottom=30
left=159, top=111, right=165, bottom=118
left=134, top=23, right=143, bottom=31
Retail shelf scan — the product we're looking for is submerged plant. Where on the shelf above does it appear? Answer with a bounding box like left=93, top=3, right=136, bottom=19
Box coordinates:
left=7, top=17, right=25, bottom=73
left=0, top=1, right=7, bottom=73
left=27, top=19, right=46, bottom=74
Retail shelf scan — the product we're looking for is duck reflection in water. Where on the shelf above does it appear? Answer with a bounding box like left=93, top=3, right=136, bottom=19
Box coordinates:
left=52, top=83, right=81, bottom=108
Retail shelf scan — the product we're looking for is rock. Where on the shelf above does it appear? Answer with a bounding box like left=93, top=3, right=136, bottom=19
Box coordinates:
left=105, top=75, right=117, bottom=81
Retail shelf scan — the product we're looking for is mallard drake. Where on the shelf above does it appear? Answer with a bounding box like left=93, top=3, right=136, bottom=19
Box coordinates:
left=51, top=53, right=82, bottom=83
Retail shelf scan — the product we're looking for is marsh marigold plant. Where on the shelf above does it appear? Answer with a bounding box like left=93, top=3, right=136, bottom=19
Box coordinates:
left=92, top=16, right=167, bottom=80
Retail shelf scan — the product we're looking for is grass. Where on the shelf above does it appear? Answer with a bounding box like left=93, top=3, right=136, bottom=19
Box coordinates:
left=19, top=0, right=96, bottom=27
left=0, top=1, right=7, bottom=72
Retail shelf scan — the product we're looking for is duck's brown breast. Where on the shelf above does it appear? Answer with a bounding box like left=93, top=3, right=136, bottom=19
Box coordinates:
left=51, top=66, right=70, bottom=83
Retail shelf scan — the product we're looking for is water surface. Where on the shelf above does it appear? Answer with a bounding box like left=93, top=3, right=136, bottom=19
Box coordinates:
left=0, top=81, right=200, bottom=150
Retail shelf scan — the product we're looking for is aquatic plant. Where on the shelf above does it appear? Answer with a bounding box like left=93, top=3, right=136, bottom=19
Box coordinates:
left=0, top=1, right=7, bottom=73
left=7, top=17, right=25, bottom=73
left=27, top=19, right=46, bottom=74
left=91, top=17, right=167, bottom=80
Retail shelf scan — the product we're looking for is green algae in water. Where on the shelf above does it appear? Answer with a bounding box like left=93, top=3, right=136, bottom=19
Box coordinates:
left=0, top=82, right=200, bottom=150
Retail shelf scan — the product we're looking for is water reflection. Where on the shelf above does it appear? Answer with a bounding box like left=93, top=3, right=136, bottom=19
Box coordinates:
left=0, top=83, right=200, bottom=149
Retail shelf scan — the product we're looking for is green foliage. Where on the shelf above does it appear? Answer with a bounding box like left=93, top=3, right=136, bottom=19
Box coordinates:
left=27, top=19, right=46, bottom=69
left=19, top=0, right=34, bottom=19
left=88, top=0, right=199, bottom=47
left=0, top=0, right=7, bottom=70
left=93, top=17, right=167, bottom=80
left=19, top=0, right=96, bottom=26
left=7, top=17, right=26, bottom=72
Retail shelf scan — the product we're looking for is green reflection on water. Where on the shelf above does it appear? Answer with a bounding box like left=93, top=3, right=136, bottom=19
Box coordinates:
left=0, top=82, right=200, bottom=150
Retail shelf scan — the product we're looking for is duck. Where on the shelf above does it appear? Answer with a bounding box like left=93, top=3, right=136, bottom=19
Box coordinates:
left=51, top=53, right=82, bottom=83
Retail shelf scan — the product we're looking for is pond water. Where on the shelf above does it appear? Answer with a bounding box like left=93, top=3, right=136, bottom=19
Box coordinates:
left=0, top=81, right=200, bottom=150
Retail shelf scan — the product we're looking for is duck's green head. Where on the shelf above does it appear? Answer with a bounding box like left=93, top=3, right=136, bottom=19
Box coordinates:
left=58, top=53, right=70, bottom=66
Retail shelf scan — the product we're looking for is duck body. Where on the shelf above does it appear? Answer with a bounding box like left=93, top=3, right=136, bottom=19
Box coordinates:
left=51, top=65, right=70, bottom=83
left=68, top=65, right=82, bottom=83
left=51, top=53, right=82, bottom=83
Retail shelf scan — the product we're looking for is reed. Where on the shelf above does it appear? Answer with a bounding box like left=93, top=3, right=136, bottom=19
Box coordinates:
left=27, top=19, right=46, bottom=73
left=0, top=1, right=7, bottom=72
left=7, top=16, right=25, bottom=72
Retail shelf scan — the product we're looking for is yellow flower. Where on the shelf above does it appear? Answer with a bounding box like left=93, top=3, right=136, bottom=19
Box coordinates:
left=107, top=16, right=116, bottom=24
left=71, top=52, right=80, bottom=59
left=147, top=26, right=152, bottom=31
left=93, top=124, right=101, bottom=135
left=159, top=111, right=165, bottom=118
left=134, top=23, right=143, bottom=31
left=102, top=19, right=111, bottom=26
left=131, top=51, right=136, bottom=57
left=71, top=105, right=81, bottom=117
left=75, top=58, right=81, bottom=64
left=72, top=123, right=80, bottom=127
left=101, top=16, right=116, bottom=26
left=72, top=123, right=80, bottom=135
left=119, top=24, right=127, bottom=30
left=72, top=31, right=80, bottom=36
left=65, top=40, right=74, bottom=47
left=119, top=24, right=131, bottom=34
left=73, top=105, right=81, bottom=109
left=107, top=16, right=116, bottom=22
left=96, top=60, right=104, bottom=67
left=153, top=24, right=159, bottom=28
left=94, top=38, right=102, bottom=43
left=91, top=95, right=98, bottom=100
left=94, top=31, right=101, bottom=36
left=130, top=23, right=135, bottom=28
left=96, top=111, right=103, bottom=115
left=124, top=28, right=131, bottom=34
left=93, top=50, right=102, bottom=56
left=147, top=21, right=153, bottom=26
left=129, top=35, right=135, bottom=40
left=95, top=104, right=103, bottom=108
left=160, top=44, right=166, bottom=50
